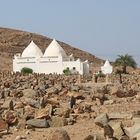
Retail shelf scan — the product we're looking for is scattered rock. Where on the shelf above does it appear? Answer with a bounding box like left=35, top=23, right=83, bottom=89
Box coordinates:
left=124, top=124, right=140, bottom=139
left=108, top=113, right=133, bottom=120
left=4, top=110, right=18, bottom=125
left=23, top=89, right=38, bottom=99
left=0, top=117, right=8, bottom=132
left=109, top=121, right=124, bottom=139
left=133, top=117, right=140, bottom=124
left=103, top=124, right=114, bottom=139
left=23, top=98, right=40, bottom=108
left=94, top=113, right=109, bottom=127
left=67, top=91, right=85, bottom=100
left=115, top=89, right=137, bottom=98
left=15, top=135, right=27, bottom=140
left=49, top=116, right=67, bottom=127
left=26, top=119, right=50, bottom=128
left=104, top=100, right=114, bottom=105
left=69, top=96, right=76, bottom=109
left=35, top=108, right=49, bottom=119
left=120, top=135, right=130, bottom=140
left=24, top=105, right=35, bottom=119
left=16, top=119, right=26, bottom=130
left=15, top=136, right=22, bottom=140
left=0, top=71, right=139, bottom=139
left=46, top=87, right=58, bottom=95
left=54, top=108, right=70, bottom=118
left=39, top=97, right=45, bottom=108
left=70, top=85, right=80, bottom=91
left=45, top=98, right=59, bottom=106
left=84, top=135, right=94, bottom=140
left=1, top=99, right=14, bottom=110
left=14, top=101, right=24, bottom=109
left=51, top=129, right=70, bottom=140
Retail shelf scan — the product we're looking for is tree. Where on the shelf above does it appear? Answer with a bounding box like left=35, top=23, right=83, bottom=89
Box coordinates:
left=114, top=54, right=137, bottom=74
left=115, top=69, right=123, bottom=83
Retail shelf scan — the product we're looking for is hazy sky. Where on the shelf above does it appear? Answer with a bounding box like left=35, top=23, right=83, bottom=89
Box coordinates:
left=0, top=0, right=140, bottom=65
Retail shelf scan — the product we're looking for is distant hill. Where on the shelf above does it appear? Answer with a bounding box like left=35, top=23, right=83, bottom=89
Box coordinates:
left=0, top=27, right=103, bottom=70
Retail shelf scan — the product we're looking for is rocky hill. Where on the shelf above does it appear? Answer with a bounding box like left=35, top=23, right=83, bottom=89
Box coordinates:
left=0, top=27, right=103, bottom=70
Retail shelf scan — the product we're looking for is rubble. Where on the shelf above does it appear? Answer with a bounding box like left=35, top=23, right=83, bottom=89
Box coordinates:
left=0, top=71, right=139, bottom=139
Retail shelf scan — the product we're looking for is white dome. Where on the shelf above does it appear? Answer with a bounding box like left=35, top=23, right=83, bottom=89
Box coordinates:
left=103, top=59, right=112, bottom=67
left=101, top=59, right=113, bottom=74
left=44, top=39, right=67, bottom=57
left=22, top=41, right=43, bottom=57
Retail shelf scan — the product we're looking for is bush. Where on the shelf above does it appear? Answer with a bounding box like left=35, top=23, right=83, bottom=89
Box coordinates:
left=96, top=70, right=105, bottom=78
left=21, top=67, right=33, bottom=74
left=63, top=67, right=71, bottom=75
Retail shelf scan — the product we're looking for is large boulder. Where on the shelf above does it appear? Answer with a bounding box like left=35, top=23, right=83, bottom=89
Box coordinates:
left=23, top=98, right=40, bottom=108
left=1, top=99, right=14, bottom=110
left=114, top=89, right=137, bottom=98
left=4, top=110, right=18, bottom=125
left=54, top=84, right=63, bottom=92
left=109, top=121, right=124, bottom=139
left=48, top=116, right=67, bottom=127
left=103, top=124, right=114, bottom=139
left=46, top=87, right=59, bottom=95
left=94, top=113, right=109, bottom=127
left=26, top=119, right=49, bottom=128
left=108, top=113, right=133, bottom=120
left=54, top=108, right=70, bottom=118
left=70, top=85, right=80, bottom=92
left=124, top=124, right=140, bottom=139
left=23, top=89, right=38, bottom=99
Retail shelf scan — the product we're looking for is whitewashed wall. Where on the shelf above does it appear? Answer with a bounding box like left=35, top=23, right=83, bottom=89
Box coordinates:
left=62, top=61, right=83, bottom=74
left=83, top=63, right=89, bottom=74
left=13, top=56, right=89, bottom=75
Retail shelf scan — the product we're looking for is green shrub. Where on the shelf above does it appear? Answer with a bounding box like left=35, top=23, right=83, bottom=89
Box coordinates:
left=21, top=67, right=33, bottom=74
left=96, top=70, right=105, bottom=78
left=94, top=71, right=105, bottom=83
left=63, top=67, right=71, bottom=75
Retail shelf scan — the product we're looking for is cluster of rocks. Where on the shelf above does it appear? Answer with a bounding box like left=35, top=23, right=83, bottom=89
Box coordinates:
left=0, top=71, right=139, bottom=139
left=94, top=112, right=140, bottom=140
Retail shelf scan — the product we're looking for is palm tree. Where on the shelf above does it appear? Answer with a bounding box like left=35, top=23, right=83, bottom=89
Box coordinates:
left=115, top=69, right=123, bottom=83
left=114, top=54, right=137, bottom=74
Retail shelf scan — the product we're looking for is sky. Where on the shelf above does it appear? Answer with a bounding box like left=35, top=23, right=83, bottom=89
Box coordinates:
left=0, top=0, right=140, bottom=65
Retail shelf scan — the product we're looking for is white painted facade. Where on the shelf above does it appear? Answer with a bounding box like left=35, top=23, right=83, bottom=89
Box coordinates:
left=101, top=59, right=113, bottom=74
left=13, top=39, right=89, bottom=75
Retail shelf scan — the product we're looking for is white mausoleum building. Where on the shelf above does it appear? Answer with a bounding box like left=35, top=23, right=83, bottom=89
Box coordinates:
left=13, top=39, right=89, bottom=75
left=101, top=59, right=113, bottom=74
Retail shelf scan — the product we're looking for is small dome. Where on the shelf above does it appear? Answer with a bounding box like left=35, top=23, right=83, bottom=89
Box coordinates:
left=22, top=41, right=43, bottom=57
left=103, top=59, right=112, bottom=67
left=44, top=39, right=67, bottom=57
left=101, top=59, right=113, bottom=74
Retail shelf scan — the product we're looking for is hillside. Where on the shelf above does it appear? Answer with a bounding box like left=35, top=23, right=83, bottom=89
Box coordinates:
left=0, top=27, right=102, bottom=70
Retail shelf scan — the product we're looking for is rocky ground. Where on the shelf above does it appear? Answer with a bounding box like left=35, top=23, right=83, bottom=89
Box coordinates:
left=0, top=71, right=140, bottom=140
